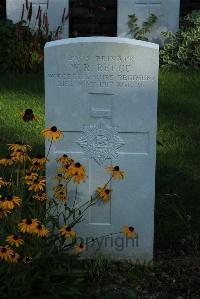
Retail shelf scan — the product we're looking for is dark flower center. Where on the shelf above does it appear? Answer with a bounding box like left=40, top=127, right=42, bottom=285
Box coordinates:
left=58, top=184, right=63, bottom=187
left=38, top=193, right=43, bottom=197
left=25, top=109, right=33, bottom=115
left=58, top=174, right=62, bottom=177
left=129, top=226, right=134, bottom=232
left=1, top=247, right=7, bottom=253
left=50, top=126, right=57, bottom=132
left=34, top=162, right=40, bottom=166
left=6, top=155, right=11, bottom=159
left=25, top=257, right=31, bottom=262
left=37, top=224, right=42, bottom=230
left=7, top=195, right=13, bottom=201
left=65, top=226, right=71, bottom=231
left=26, top=219, right=32, bottom=225
left=11, top=253, right=16, bottom=258
left=65, top=165, right=69, bottom=169
left=13, top=235, right=19, bottom=240
left=63, top=154, right=68, bottom=158
left=75, top=162, right=81, bottom=168
left=105, top=189, right=110, bottom=194
left=79, top=244, right=84, bottom=249
left=114, top=166, right=119, bottom=171
left=59, top=192, right=64, bottom=196
left=33, top=179, right=39, bottom=184
left=36, top=154, right=43, bottom=159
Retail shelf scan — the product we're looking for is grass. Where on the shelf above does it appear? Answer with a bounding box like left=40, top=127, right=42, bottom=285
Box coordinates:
left=0, top=70, right=200, bottom=250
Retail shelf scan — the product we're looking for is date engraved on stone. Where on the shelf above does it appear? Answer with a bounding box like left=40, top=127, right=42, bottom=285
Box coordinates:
left=91, top=108, right=112, bottom=119
left=77, top=121, right=125, bottom=165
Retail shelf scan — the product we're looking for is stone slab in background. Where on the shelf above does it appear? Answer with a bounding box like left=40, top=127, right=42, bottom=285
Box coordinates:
left=44, top=37, right=159, bottom=261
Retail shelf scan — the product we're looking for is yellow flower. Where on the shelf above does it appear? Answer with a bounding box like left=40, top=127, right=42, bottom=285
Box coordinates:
left=18, top=219, right=39, bottom=234
left=59, top=225, right=76, bottom=238
left=106, top=165, right=124, bottom=179
left=97, top=187, right=111, bottom=202
left=32, top=155, right=49, bottom=165
left=0, top=156, right=14, bottom=166
left=27, top=177, right=46, bottom=192
left=0, top=204, right=11, bottom=218
left=53, top=173, right=65, bottom=183
left=30, top=162, right=45, bottom=172
left=56, top=154, right=74, bottom=166
left=34, top=224, right=49, bottom=237
left=24, top=172, right=38, bottom=184
left=6, top=235, right=24, bottom=247
left=32, top=192, right=48, bottom=202
left=23, top=256, right=32, bottom=263
left=11, top=150, right=30, bottom=163
left=67, top=162, right=87, bottom=184
left=42, top=126, right=63, bottom=141
left=0, top=246, right=14, bottom=261
left=8, top=142, right=32, bottom=152
left=74, top=243, right=86, bottom=253
left=0, top=177, right=7, bottom=188
left=22, top=109, right=37, bottom=122
left=1, top=195, right=21, bottom=210
left=54, top=190, right=67, bottom=203
left=123, top=226, right=137, bottom=239
left=9, top=252, right=20, bottom=263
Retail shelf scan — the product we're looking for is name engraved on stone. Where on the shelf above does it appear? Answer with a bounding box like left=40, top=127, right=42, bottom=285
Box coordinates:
left=47, top=53, right=155, bottom=89
left=91, top=108, right=112, bottom=119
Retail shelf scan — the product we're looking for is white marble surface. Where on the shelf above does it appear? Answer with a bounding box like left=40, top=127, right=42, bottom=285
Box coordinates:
left=117, top=0, right=180, bottom=43
left=45, top=37, right=159, bottom=261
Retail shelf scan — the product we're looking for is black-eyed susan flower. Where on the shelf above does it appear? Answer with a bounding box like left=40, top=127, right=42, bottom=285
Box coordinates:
left=0, top=246, right=14, bottom=261
left=24, top=172, right=38, bottom=184
left=0, top=156, right=14, bottom=166
left=53, top=173, right=65, bottom=183
left=8, top=142, right=32, bottom=153
left=30, top=161, right=45, bottom=172
left=6, top=235, right=24, bottom=247
left=54, top=190, right=67, bottom=203
left=53, top=183, right=65, bottom=192
left=32, top=155, right=49, bottom=165
left=0, top=177, right=7, bottom=188
left=97, top=187, right=111, bottom=202
left=23, top=256, right=32, bottom=264
left=0, top=205, right=11, bottom=218
left=32, top=192, right=48, bottom=202
left=22, top=109, right=37, bottom=122
left=106, top=165, right=124, bottom=179
left=11, top=150, right=30, bottom=163
left=123, top=226, right=137, bottom=239
left=27, top=177, right=46, bottom=192
left=74, top=243, right=86, bottom=253
left=9, top=252, right=20, bottom=263
left=67, top=162, right=87, bottom=184
left=34, top=224, right=49, bottom=237
left=1, top=195, right=21, bottom=210
left=42, top=126, right=63, bottom=141
left=56, top=154, right=73, bottom=166
left=59, top=225, right=76, bottom=238
left=18, top=218, right=39, bottom=234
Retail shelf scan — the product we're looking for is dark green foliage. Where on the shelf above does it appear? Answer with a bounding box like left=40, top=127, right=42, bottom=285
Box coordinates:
left=127, top=13, right=157, bottom=41
left=160, top=10, right=200, bottom=68
left=0, top=20, right=49, bottom=73
left=0, top=249, right=84, bottom=298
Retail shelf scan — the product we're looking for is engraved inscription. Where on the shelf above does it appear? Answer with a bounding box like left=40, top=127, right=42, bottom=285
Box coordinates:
left=47, top=54, right=155, bottom=89
left=91, top=108, right=112, bottom=119
left=77, top=121, right=125, bottom=165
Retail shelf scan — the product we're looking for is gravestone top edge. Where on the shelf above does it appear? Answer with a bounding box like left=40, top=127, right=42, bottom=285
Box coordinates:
left=45, top=36, right=159, bottom=50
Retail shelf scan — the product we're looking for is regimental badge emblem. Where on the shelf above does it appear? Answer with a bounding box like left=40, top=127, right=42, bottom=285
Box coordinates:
left=77, top=121, right=125, bottom=165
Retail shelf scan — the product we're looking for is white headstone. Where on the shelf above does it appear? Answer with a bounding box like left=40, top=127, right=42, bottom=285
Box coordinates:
left=118, top=0, right=180, bottom=43
left=45, top=37, right=159, bottom=261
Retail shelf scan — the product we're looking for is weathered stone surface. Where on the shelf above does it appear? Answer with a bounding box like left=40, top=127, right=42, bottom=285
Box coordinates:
left=45, top=37, right=159, bottom=261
